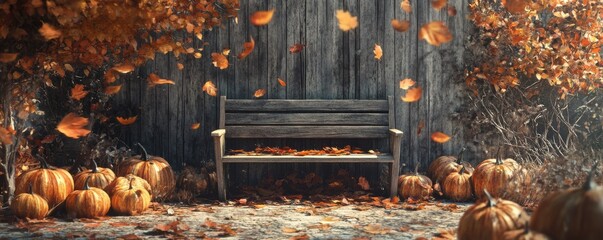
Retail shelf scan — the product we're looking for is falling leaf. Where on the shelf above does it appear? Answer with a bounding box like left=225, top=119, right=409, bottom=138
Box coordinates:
left=71, top=84, right=88, bottom=101
left=57, top=113, right=91, bottom=139
left=191, top=123, right=201, bottom=130
left=278, top=78, right=286, bottom=86
left=237, top=36, right=255, bottom=60
left=211, top=53, right=229, bottom=70
left=400, top=0, right=412, bottom=13
left=419, top=21, right=453, bottom=46
left=39, top=23, right=61, bottom=40
left=254, top=89, right=266, bottom=98
left=431, top=131, right=451, bottom=143
left=0, top=126, right=14, bottom=145
left=289, top=43, right=305, bottom=54
left=112, top=63, right=136, bottom=74
left=401, top=87, right=422, bottom=102
left=202, top=81, right=218, bottom=96
left=250, top=9, right=275, bottom=26
left=417, top=119, right=425, bottom=135
left=358, top=177, right=370, bottom=190
left=222, top=48, right=231, bottom=56
left=104, top=85, right=122, bottom=95
left=148, top=73, right=175, bottom=87
left=104, top=70, right=117, bottom=83
left=447, top=6, right=457, bottom=16
left=336, top=10, right=358, bottom=31
left=194, top=52, right=202, bottom=59
left=502, top=0, right=528, bottom=14
left=177, top=63, right=184, bottom=70
left=432, top=0, right=447, bottom=11
left=391, top=19, right=410, bottom=32
left=116, top=116, right=138, bottom=125
left=373, top=44, right=382, bottom=60
left=399, top=78, right=416, bottom=90
left=0, top=53, right=18, bottom=63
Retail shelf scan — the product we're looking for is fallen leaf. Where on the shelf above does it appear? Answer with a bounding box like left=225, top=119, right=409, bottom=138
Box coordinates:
left=211, top=53, right=229, bottom=70
left=118, top=234, right=141, bottom=240
left=84, top=222, right=102, bottom=228
left=237, top=36, right=255, bottom=60
left=147, top=73, right=175, bottom=87
left=391, top=19, right=410, bottom=32
left=104, top=84, right=122, bottom=95
left=502, top=0, right=528, bottom=14
left=289, top=43, right=305, bottom=53
left=373, top=44, right=382, bottom=60
left=399, top=78, right=416, bottom=90
left=290, top=234, right=309, bottom=240
left=419, top=21, right=453, bottom=46
left=116, top=116, right=138, bottom=125
left=400, top=0, right=412, bottom=13
left=358, top=177, right=370, bottom=190
left=57, top=113, right=91, bottom=139
left=431, top=131, right=451, bottom=143
left=191, top=123, right=201, bottom=130
left=447, top=6, right=457, bottom=16
left=71, top=84, right=88, bottom=101
left=250, top=9, right=275, bottom=26
left=278, top=78, right=286, bottom=86
left=282, top=227, right=299, bottom=233
left=109, top=222, right=133, bottom=227
left=336, top=10, right=358, bottom=31
left=238, top=198, right=247, bottom=205
left=202, top=81, right=218, bottom=96
left=203, top=218, right=218, bottom=228
left=0, top=126, right=14, bottom=145
left=401, top=87, right=422, bottom=102
left=39, top=23, right=61, bottom=40
left=363, top=224, right=391, bottom=235
left=432, top=0, right=447, bottom=11
left=321, top=216, right=340, bottom=222
left=254, top=89, right=266, bottom=98
left=112, top=63, right=136, bottom=74
left=0, top=53, right=18, bottom=63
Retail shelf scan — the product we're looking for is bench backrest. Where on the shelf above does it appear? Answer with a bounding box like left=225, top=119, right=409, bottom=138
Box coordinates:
left=219, top=96, right=395, bottom=138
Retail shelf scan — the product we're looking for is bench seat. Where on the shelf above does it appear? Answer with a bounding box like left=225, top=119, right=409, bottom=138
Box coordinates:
left=221, top=154, right=395, bottom=163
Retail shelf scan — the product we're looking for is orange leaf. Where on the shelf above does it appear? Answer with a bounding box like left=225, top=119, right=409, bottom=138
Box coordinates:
left=431, top=132, right=451, bottom=143
left=104, top=70, right=117, bottom=83
left=71, top=84, right=88, bottom=101
left=222, top=48, right=231, bottom=56
left=177, top=63, right=184, bottom=70
left=104, top=85, right=122, bottom=95
left=447, top=6, right=457, bottom=16
left=116, top=116, right=138, bottom=125
left=336, top=10, right=358, bottom=31
left=39, top=23, right=61, bottom=40
left=147, top=73, right=175, bottom=87
left=432, top=0, right=447, bottom=11
left=391, top=19, right=410, bottom=32
left=0, top=126, right=14, bottom=145
left=417, top=119, right=425, bottom=135
left=191, top=123, right=201, bottom=130
left=278, top=78, right=286, bottom=87
left=289, top=44, right=305, bottom=54
left=211, top=53, right=229, bottom=70
left=112, top=63, right=135, bottom=74
left=399, top=78, right=416, bottom=90
left=56, top=113, right=91, bottom=139
left=401, top=87, right=422, bottom=102
left=237, top=36, right=255, bottom=60
left=0, top=53, right=18, bottom=63
left=202, top=80, right=218, bottom=96
left=250, top=9, right=275, bottom=26
left=254, top=89, right=266, bottom=98
left=419, top=21, right=453, bottom=46
left=400, top=0, right=412, bottom=13
left=373, top=44, right=383, bottom=60
left=502, top=0, right=528, bottom=14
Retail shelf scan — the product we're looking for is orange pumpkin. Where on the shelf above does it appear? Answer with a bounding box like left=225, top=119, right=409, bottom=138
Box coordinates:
left=398, top=165, right=433, bottom=200
left=473, top=149, right=521, bottom=199
left=65, top=176, right=111, bottom=218
left=428, top=147, right=473, bottom=184
left=504, top=224, right=549, bottom=240
left=15, top=158, right=74, bottom=207
left=442, top=166, right=473, bottom=201
left=111, top=181, right=152, bottom=215
left=117, top=143, right=175, bottom=200
left=11, top=184, right=49, bottom=220
left=105, top=173, right=152, bottom=197
left=73, top=160, right=116, bottom=190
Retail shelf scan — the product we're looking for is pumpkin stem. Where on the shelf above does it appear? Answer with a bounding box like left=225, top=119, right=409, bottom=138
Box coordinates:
left=413, top=163, right=420, bottom=175
left=583, top=161, right=600, bottom=191
left=459, top=166, right=466, bottom=175
left=483, top=189, right=496, bottom=207
left=91, top=159, right=99, bottom=173
left=136, top=143, right=149, bottom=161
left=456, top=147, right=467, bottom=164
left=37, top=155, right=50, bottom=169
left=27, top=183, right=33, bottom=194
left=83, top=176, right=92, bottom=190
left=495, top=147, right=503, bottom=165
left=129, top=179, right=134, bottom=190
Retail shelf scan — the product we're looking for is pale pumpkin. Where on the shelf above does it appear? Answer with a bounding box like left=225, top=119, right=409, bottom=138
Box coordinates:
left=428, top=147, right=473, bottom=184
left=117, top=143, right=175, bottom=200
left=104, top=173, right=152, bottom=197
left=111, top=181, right=151, bottom=215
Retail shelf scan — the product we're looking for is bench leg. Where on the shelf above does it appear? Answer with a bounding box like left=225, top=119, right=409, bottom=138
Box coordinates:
left=390, top=162, right=399, bottom=198
left=216, top=159, right=227, bottom=200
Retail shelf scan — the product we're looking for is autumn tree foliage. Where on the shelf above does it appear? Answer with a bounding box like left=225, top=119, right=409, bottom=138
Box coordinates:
left=0, top=0, right=239, bottom=203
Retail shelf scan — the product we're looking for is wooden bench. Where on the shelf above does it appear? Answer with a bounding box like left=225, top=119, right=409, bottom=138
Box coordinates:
left=211, top=96, right=403, bottom=200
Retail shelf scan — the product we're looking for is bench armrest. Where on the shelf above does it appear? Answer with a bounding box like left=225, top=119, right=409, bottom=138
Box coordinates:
left=389, top=129, right=403, bottom=137
left=212, top=129, right=226, bottom=137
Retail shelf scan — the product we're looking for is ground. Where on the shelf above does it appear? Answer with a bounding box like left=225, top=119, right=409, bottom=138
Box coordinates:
left=0, top=200, right=468, bottom=239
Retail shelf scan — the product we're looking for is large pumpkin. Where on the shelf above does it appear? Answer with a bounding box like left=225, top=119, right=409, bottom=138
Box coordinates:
left=530, top=162, right=603, bottom=239
left=15, top=158, right=74, bottom=207
left=442, top=166, right=473, bottom=201
left=111, top=181, right=152, bottom=215
left=428, top=147, right=473, bottom=184
left=117, top=143, right=175, bottom=200
left=458, top=189, right=529, bottom=240
left=473, top=149, right=521, bottom=199
left=105, top=173, right=152, bottom=197
left=11, top=184, right=49, bottom=220
left=65, top=176, right=111, bottom=218
left=73, top=160, right=116, bottom=190
left=398, top=165, right=433, bottom=200
left=504, top=225, right=549, bottom=240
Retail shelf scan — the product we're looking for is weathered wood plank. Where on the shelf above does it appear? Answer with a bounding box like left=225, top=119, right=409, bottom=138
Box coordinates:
left=225, top=126, right=389, bottom=138
left=225, top=113, right=389, bottom=125
left=222, top=154, right=394, bottom=163
left=225, top=99, right=388, bottom=112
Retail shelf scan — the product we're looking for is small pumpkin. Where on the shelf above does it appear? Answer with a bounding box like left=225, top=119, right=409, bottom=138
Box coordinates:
left=458, top=189, right=529, bottom=240
left=117, top=143, right=175, bottom=200
left=530, top=161, right=603, bottom=239
left=473, top=148, right=521, bottom=199
left=398, top=164, right=433, bottom=200
left=15, top=157, right=74, bottom=207
left=428, top=147, right=473, bottom=184
left=11, top=184, right=49, bottom=220
left=65, top=176, right=111, bottom=218
left=73, top=160, right=116, bottom=190
left=504, top=224, right=549, bottom=240
left=104, top=173, right=152, bottom=197
left=111, top=181, right=151, bottom=215
left=442, top=166, right=473, bottom=201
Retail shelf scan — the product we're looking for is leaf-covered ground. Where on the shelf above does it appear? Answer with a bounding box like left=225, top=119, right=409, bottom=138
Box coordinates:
left=0, top=201, right=468, bottom=239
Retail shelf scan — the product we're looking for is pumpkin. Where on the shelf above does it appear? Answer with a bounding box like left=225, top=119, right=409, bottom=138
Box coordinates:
left=428, top=147, right=473, bottom=184
left=530, top=161, right=603, bottom=239
left=104, top=173, right=152, bottom=197
left=398, top=165, right=433, bottom=200
left=117, top=143, right=175, bottom=200
left=15, top=158, right=74, bottom=207
left=458, top=189, right=529, bottom=240
left=442, top=166, right=473, bottom=201
left=111, top=181, right=151, bottom=215
left=11, top=184, right=49, bottom=220
left=73, top=160, right=116, bottom=190
left=472, top=148, right=521, bottom=199
left=504, top=224, right=549, bottom=240
left=65, top=176, right=111, bottom=218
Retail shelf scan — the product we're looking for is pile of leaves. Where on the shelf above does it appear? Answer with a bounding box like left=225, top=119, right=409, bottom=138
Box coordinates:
left=228, top=146, right=379, bottom=156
